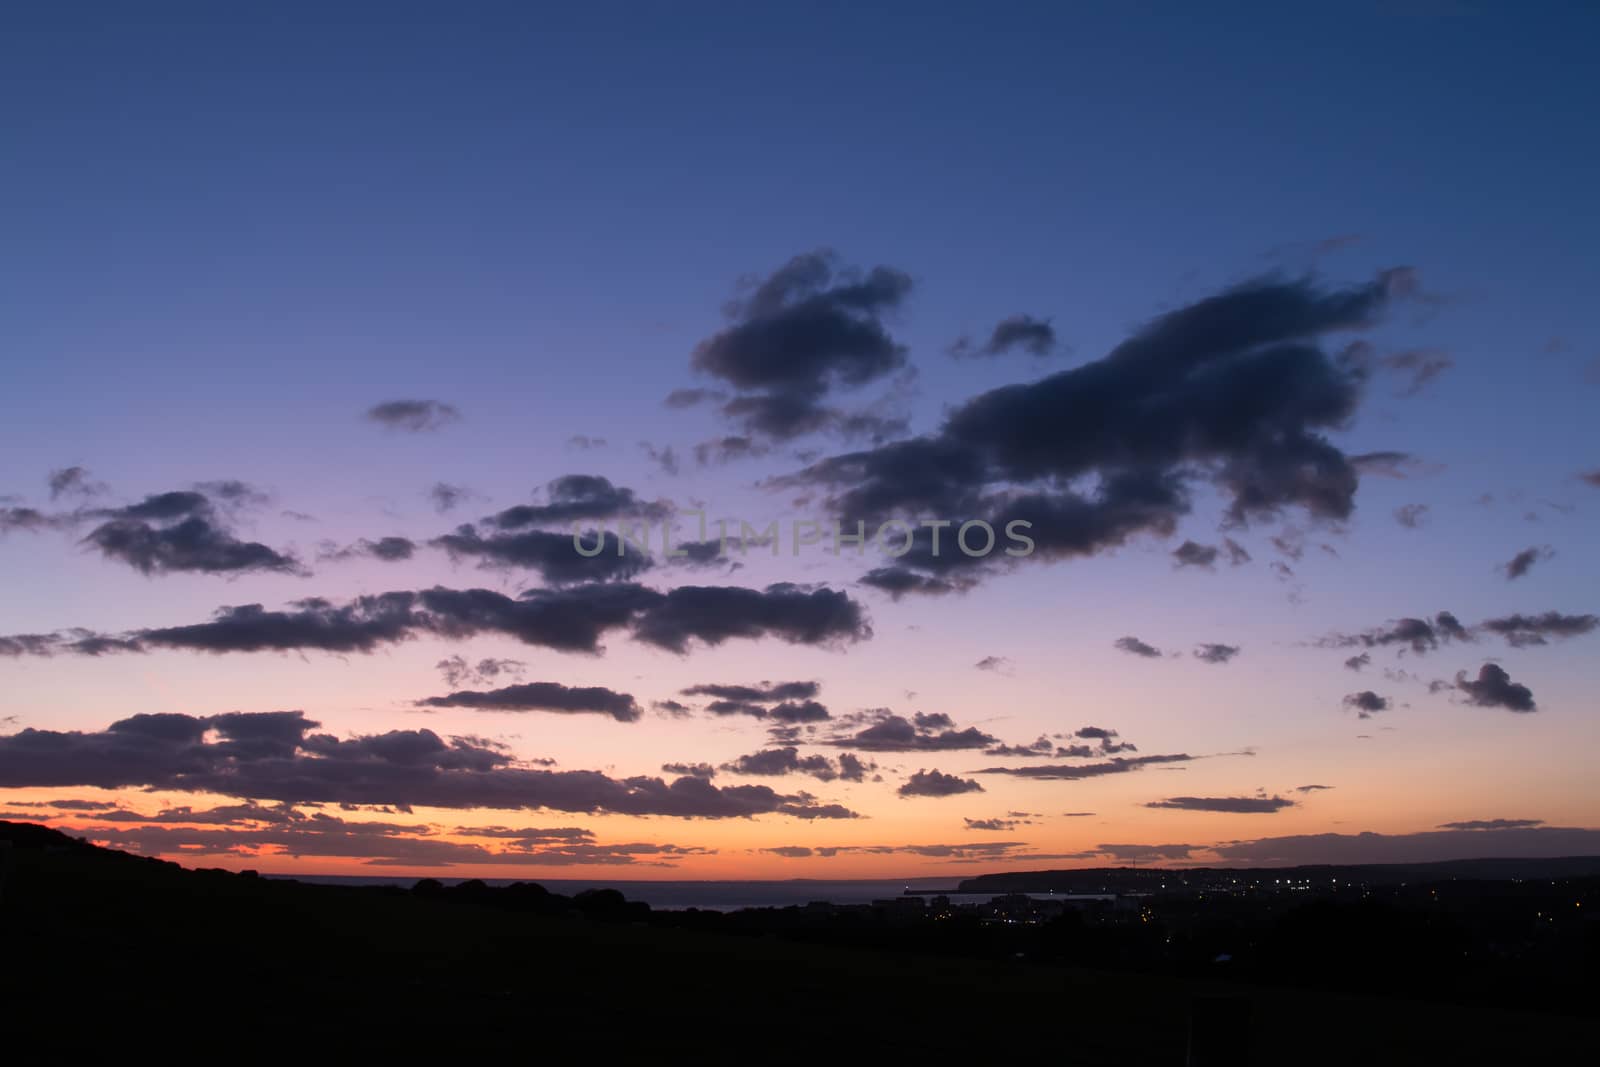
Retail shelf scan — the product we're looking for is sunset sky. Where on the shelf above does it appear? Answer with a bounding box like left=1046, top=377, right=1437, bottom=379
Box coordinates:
left=3, top=3, right=1598, bottom=879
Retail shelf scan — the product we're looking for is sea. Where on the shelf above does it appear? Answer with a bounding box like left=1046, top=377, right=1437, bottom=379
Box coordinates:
left=273, top=874, right=1098, bottom=912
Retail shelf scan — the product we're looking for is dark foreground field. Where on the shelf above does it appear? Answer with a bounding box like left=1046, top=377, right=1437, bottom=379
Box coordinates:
left=1, top=821, right=1591, bottom=1065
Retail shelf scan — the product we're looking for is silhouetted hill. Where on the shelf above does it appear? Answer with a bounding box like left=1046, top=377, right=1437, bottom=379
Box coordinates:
left=956, top=855, right=1600, bottom=893
left=2, top=822, right=1593, bottom=1064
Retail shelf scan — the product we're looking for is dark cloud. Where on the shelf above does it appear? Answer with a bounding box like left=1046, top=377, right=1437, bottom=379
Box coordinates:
left=973, top=655, right=1011, bottom=673
left=762, top=840, right=1047, bottom=862
left=859, top=566, right=975, bottom=599
left=85, top=515, right=302, bottom=576
left=663, top=387, right=728, bottom=410
left=949, top=314, right=1060, bottom=359
left=1349, top=451, right=1425, bottom=479
left=1213, top=825, right=1600, bottom=865
left=1344, top=653, right=1370, bottom=671
left=416, top=681, right=642, bottom=723
left=433, top=525, right=652, bottom=584
left=1, top=582, right=869, bottom=659
left=1172, top=540, right=1220, bottom=568
left=1476, top=611, right=1598, bottom=648
left=1380, top=348, right=1453, bottom=395
left=975, top=753, right=1194, bottom=780
left=898, top=769, right=984, bottom=798
left=661, top=762, right=716, bottom=779
left=0, top=712, right=857, bottom=819
left=1580, top=469, right=1600, bottom=488
left=681, top=681, right=820, bottom=704
left=983, top=736, right=1055, bottom=758
left=1394, top=503, right=1429, bottom=529
left=1342, top=690, right=1390, bottom=717
left=429, top=483, right=473, bottom=513
left=640, top=442, right=680, bottom=476
left=964, top=816, right=1031, bottom=831
left=1145, top=795, right=1294, bottom=813
left=778, top=272, right=1410, bottom=593
left=1193, top=643, right=1240, bottom=664
left=487, top=475, right=670, bottom=529
left=1114, top=636, right=1163, bottom=658
left=320, top=536, right=416, bottom=563
left=365, top=399, right=461, bottom=432
left=693, top=435, right=772, bottom=467
left=1455, top=663, right=1537, bottom=712
left=692, top=249, right=913, bottom=440
left=65, top=811, right=711, bottom=868
left=435, top=655, right=526, bottom=688
left=1320, top=612, right=1467, bottom=656
left=1095, top=843, right=1198, bottom=862
left=2, top=506, right=71, bottom=534
left=48, top=466, right=107, bottom=500
left=719, top=747, right=875, bottom=782
left=1294, top=784, right=1334, bottom=793
left=1501, top=545, right=1553, bottom=580
left=630, top=583, right=869, bottom=654
left=821, top=710, right=997, bottom=753
left=1438, top=818, right=1543, bottom=831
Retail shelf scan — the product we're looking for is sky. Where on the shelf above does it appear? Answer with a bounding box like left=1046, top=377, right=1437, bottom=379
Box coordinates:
left=2, top=2, right=1598, bottom=879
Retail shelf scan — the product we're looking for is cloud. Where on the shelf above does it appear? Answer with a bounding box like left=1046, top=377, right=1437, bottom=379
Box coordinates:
left=433, top=525, right=652, bottom=584
left=1145, top=795, right=1294, bottom=813
left=719, top=747, right=875, bottom=782
left=1193, top=643, right=1240, bottom=664
left=435, top=656, right=525, bottom=688
left=1294, top=784, right=1334, bottom=793
left=86, top=515, right=302, bottom=576
left=60, top=810, right=712, bottom=868
left=691, top=249, right=913, bottom=440
left=1344, top=653, right=1370, bottom=671
left=72, top=487, right=302, bottom=577
left=1394, top=503, right=1429, bottom=528
left=429, top=483, right=474, bottom=513
left=1476, top=611, right=1598, bottom=647
left=975, top=753, right=1194, bottom=780
left=1, top=582, right=870, bottom=659
left=365, top=400, right=461, bottom=432
left=682, top=681, right=819, bottom=703
left=566, top=434, right=607, bottom=451
left=974, top=655, right=1011, bottom=673
left=1320, top=612, right=1468, bottom=656
left=486, top=475, right=670, bottom=529
left=1171, top=540, right=1220, bottom=568
left=0, top=711, right=857, bottom=819
left=1380, top=348, right=1453, bottom=395
left=1212, top=825, right=1600, bottom=865
left=48, top=466, right=107, bottom=500
left=1501, top=545, right=1553, bottom=580
left=320, top=536, right=416, bottom=563
left=1114, top=636, right=1163, bottom=658
left=821, top=710, right=997, bottom=752
left=777, top=272, right=1411, bottom=592
left=963, top=816, right=1032, bottom=831
left=1438, top=818, right=1543, bottom=831
left=416, top=681, right=643, bottom=722
left=761, top=840, right=1046, bottom=862
left=664, top=387, right=728, bottom=410
left=949, top=315, right=1060, bottom=359
left=1455, top=663, right=1536, bottom=712
left=1342, top=690, right=1390, bottom=717
left=898, top=769, right=984, bottom=798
